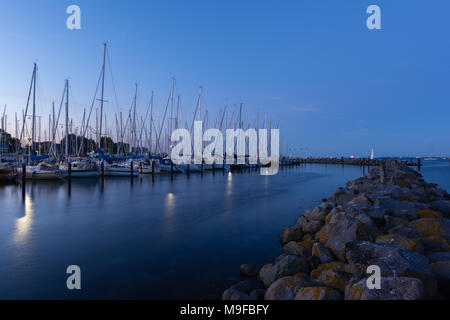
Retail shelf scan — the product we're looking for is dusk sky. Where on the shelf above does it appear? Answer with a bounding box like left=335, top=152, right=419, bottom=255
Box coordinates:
left=0, top=0, right=449, bottom=157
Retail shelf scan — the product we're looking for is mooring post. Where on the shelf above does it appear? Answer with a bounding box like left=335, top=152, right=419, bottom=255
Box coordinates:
left=201, top=159, right=204, bottom=176
left=130, top=160, right=134, bottom=178
left=151, top=160, right=155, bottom=182
left=223, top=153, right=226, bottom=174
left=417, top=157, right=421, bottom=171
left=21, top=157, right=26, bottom=199
left=68, top=157, right=72, bottom=182
left=170, top=160, right=174, bottom=179
left=101, top=160, right=105, bottom=189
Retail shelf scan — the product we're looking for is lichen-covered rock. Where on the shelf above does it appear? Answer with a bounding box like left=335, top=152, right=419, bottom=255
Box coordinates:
left=310, top=262, right=354, bottom=291
left=258, top=255, right=309, bottom=287
left=264, top=275, right=316, bottom=300
left=331, top=188, right=354, bottom=206
left=283, top=240, right=315, bottom=260
left=345, top=241, right=437, bottom=299
left=408, top=218, right=446, bottom=238
left=417, top=209, right=443, bottom=220
left=345, top=277, right=424, bottom=300
left=375, top=234, right=424, bottom=254
left=311, top=242, right=334, bottom=264
left=294, top=286, right=342, bottom=300
left=304, top=206, right=329, bottom=222
left=280, top=226, right=302, bottom=245
left=301, top=218, right=323, bottom=234
left=388, top=223, right=422, bottom=239
left=314, top=224, right=333, bottom=244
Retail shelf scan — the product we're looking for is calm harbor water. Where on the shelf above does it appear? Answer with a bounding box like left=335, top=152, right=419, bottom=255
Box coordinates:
left=1, top=161, right=449, bottom=299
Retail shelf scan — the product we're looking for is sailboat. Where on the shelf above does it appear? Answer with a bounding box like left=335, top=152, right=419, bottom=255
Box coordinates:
left=22, top=163, right=67, bottom=180
left=18, top=64, right=67, bottom=180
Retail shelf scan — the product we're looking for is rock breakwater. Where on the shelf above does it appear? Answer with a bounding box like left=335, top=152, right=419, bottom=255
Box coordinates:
left=223, top=161, right=450, bottom=300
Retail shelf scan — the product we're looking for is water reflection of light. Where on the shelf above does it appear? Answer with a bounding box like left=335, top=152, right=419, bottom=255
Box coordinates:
left=13, top=193, right=34, bottom=244
left=226, top=172, right=233, bottom=197
left=165, top=192, right=176, bottom=217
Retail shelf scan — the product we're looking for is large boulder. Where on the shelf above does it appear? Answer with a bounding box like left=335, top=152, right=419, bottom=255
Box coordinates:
left=376, top=199, right=418, bottom=221
left=345, top=277, right=424, bottom=300
left=324, top=214, right=378, bottom=261
left=375, top=234, right=424, bottom=254
left=279, top=226, right=302, bottom=245
left=345, top=241, right=437, bottom=298
left=430, top=200, right=450, bottom=218
left=222, top=279, right=263, bottom=300
left=311, top=242, right=334, bottom=264
left=259, top=255, right=309, bottom=287
left=310, top=262, right=354, bottom=291
left=408, top=218, right=448, bottom=238
left=264, top=275, right=317, bottom=300
left=283, top=240, right=315, bottom=260
left=416, top=209, right=443, bottom=220
left=295, top=287, right=342, bottom=300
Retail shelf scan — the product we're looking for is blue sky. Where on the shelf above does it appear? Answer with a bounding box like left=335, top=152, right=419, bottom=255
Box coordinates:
left=0, top=0, right=449, bottom=157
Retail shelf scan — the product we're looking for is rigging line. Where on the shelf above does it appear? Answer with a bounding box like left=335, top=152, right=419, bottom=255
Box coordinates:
left=155, top=90, right=171, bottom=153
left=49, top=82, right=68, bottom=156
left=19, top=66, right=35, bottom=144
left=106, top=47, right=120, bottom=110
left=77, top=68, right=102, bottom=156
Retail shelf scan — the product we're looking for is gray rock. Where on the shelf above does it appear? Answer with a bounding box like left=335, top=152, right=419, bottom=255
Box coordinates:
left=301, top=218, right=323, bottom=234
left=304, top=206, right=328, bottom=222
left=264, top=276, right=316, bottom=300
left=346, top=277, right=424, bottom=300
left=279, top=226, right=302, bottom=245
left=376, top=199, right=418, bottom=220
left=258, top=255, right=309, bottom=287
left=388, top=224, right=422, bottom=239
left=312, top=242, right=334, bottom=264
left=345, top=241, right=437, bottom=299
left=324, top=215, right=377, bottom=261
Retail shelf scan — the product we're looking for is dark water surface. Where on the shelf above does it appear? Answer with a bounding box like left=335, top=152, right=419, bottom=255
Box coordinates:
left=1, top=161, right=449, bottom=299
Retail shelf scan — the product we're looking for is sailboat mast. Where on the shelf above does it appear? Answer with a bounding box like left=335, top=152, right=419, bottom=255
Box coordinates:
left=98, top=43, right=107, bottom=150
left=31, top=63, right=37, bottom=151
left=65, top=79, right=69, bottom=157
left=149, top=90, right=153, bottom=154
left=169, top=77, right=175, bottom=150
